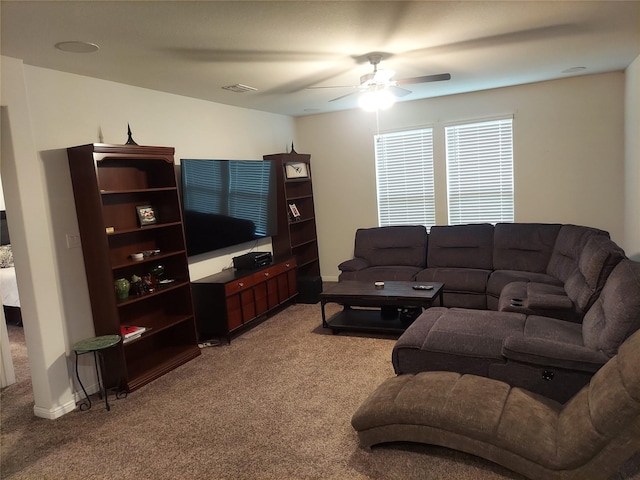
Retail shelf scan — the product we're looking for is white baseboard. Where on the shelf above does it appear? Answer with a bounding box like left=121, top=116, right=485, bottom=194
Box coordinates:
left=33, top=399, right=77, bottom=419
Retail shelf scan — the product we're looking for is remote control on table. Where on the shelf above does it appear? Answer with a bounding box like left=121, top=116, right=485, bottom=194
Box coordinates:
left=412, top=285, right=434, bottom=290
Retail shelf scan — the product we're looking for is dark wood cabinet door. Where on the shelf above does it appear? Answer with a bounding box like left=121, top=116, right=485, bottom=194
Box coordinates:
left=226, top=295, right=243, bottom=331
left=240, top=289, right=256, bottom=322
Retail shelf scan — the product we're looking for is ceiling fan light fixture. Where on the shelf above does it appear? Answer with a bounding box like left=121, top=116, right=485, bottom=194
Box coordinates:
left=359, top=88, right=396, bottom=112
left=374, top=69, right=395, bottom=84
left=361, top=69, right=395, bottom=88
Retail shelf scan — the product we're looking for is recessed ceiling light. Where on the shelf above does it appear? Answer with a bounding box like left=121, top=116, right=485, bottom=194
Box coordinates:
left=54, top=41, right=99, bottom=53
left=562, top=66, right=587, bottom=74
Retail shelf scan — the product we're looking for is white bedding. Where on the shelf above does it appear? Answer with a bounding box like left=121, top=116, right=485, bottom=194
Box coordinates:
left=1, top=267, right=20, bottom=308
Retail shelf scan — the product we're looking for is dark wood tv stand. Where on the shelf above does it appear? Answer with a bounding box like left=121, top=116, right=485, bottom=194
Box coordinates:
left=191, top=257, right=297, bottom=343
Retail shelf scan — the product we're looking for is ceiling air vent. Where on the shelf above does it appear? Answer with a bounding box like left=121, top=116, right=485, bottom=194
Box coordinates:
left=222, top=84, right=258, bottom=93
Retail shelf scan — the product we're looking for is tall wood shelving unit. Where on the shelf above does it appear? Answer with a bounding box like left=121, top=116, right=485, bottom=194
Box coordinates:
left=67, top=143, right=200, bottom=392
left=263, top=151, right=321, bottom=302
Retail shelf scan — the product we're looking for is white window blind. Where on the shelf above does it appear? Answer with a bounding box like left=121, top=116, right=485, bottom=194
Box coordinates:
left=375, top=128, right=436, bottom=229
left=445, top=118, right=514, bottom=225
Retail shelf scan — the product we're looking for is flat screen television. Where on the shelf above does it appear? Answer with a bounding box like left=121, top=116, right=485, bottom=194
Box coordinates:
left=180, top=159, right=278, bottom=256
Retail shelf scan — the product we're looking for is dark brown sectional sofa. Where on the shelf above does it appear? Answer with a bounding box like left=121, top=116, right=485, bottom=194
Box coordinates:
left=338, top=223, right=640, bottom=403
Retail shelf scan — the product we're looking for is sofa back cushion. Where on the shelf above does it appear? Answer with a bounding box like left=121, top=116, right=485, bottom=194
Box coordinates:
left=564, top=235, right=625, bottom=314
left=493, top=223, right=562, bottom=273
left=427, top=224, right=494, bottom=269
left=547, top=224, right=609, bottom=282
left=353, top=225, right=428, bottom=267
left=582, top=259, right=640, bottom=356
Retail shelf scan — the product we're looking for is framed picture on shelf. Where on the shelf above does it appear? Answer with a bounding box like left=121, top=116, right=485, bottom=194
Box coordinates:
left=288, top=203, right=301, bottom=221
left=136, top=205, right=157, bottom=226
left=284, top=162, right=309, bottom=180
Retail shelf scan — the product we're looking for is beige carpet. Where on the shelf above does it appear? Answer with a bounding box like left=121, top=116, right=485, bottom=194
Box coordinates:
left=1, top=304, right=636, bottom=480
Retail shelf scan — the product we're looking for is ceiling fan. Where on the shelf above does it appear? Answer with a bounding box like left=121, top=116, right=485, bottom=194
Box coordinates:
left=308, top=52, right=451, bottom=104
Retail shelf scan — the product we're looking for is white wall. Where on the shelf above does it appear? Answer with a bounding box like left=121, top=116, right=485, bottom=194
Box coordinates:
left=1, top=56, right=295, bottom=418
left=624, top=55, right=640, bottom=261
left=0, top=174, right=5, bottom=210
left=296, top=73, right=626, bottom=281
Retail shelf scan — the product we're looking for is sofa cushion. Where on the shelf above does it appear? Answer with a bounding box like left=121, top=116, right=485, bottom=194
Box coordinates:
left=352, top=371, right=515, bottom=445
left=352, top=225, right=427, bottom=268
left=495, top=388, right=562, bottom=467
left=426, top=223, right=494, bottom=269
left=338, top=265, right=423, bottom=282
left=419, top=308, right=525, bottom=359
left=502, top=336, right=607, bottom=372
left=493, top=223, right=561, bottom=273
left=500, top=316, right=608, bottom=372
left=523, top=314, right=584, bottom=343
left=546, top=224, right=609, bottom=282
left=564, top=235, right=625, bottom=314
left=415, top=267, right=490, bottom=294
left=392, top=307, right=526, bottom=375
left=582, top=259, right=640, bottom=356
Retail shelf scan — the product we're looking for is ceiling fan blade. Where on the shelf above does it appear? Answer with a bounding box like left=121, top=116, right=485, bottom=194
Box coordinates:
left=307, top=85, right=359, bottom=90
left=329, top=91, right=359, bottom=102
left=389, top=86, right=412, bottom=97
left=166, top=47, right=345, bottom=63
left=396, top=73, right=451, bottom=86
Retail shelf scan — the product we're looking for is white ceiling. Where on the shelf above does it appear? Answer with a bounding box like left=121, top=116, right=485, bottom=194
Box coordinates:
left=2, top=1, right=639, bottom=117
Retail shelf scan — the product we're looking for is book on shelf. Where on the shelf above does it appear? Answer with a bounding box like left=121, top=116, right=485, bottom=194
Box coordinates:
left=120, top=325, right=147, bottom=342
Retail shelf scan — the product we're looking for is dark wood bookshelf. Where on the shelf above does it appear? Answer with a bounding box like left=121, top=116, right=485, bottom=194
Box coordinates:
left=67, top=143, right=200, bottom=392
left=263, top=151, right=322, bottom=302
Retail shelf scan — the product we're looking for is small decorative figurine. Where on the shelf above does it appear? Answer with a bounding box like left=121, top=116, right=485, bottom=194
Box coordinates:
left=125, top=123, right=138, bottom=145
left=130, top=274, right=145, bottom=296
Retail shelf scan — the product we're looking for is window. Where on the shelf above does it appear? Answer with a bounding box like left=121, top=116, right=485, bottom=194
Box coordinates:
left=445, top=118, right=514, bottom=225
left=374, top=128, right=436, bottom=229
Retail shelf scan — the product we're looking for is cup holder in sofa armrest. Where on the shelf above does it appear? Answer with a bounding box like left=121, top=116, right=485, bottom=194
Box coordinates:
left=502, top=336, right=608, bottom=373
left=338, top=257, right=370, bottom=272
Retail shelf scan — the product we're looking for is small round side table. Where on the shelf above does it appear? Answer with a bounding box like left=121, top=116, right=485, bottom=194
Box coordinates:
left=73, top=334, right=123, bottom=411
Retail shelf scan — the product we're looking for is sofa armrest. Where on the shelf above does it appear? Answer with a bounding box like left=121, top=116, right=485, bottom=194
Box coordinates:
left=502, top=336, right=609, bottom=373
left=338, top=257, right=370, bottom=272
left=527, top=293, right=573, bottom=310
left=526, top=283, right=573, bottom=310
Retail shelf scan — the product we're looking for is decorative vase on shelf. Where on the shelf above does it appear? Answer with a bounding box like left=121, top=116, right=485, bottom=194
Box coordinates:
left=114, top=278, right=130, bottom=300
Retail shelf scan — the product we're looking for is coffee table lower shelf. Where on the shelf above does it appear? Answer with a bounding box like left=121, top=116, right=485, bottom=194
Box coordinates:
left=324, top=308, right=410, bottom=335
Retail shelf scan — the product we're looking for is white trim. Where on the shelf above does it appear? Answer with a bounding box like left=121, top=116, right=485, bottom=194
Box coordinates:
left=443, top=113, right=515, bottom=128
left=33, top=399, right=77, bottom=419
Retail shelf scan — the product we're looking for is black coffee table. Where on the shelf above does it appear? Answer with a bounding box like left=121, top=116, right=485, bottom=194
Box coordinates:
left=321, top=280, right=444, bottom=335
